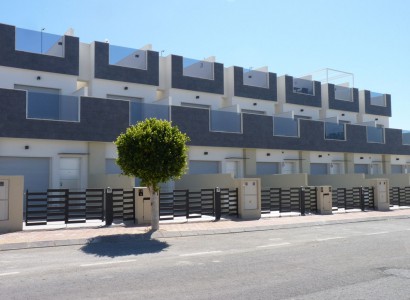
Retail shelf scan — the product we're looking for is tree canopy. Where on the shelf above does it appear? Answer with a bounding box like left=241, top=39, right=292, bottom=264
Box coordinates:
left=115, top=118, right=190, bottom=192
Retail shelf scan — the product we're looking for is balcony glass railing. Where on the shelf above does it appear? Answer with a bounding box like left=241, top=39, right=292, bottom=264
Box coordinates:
left=325, top=122, right=345, bottom=140
left=334, top=85, right=352, bottom=101
left=15, top=27, right=64, bottom=57
left=402, top=130, right=410, bottom=145
left=210, top=110, right=241, bottom=133
left=183, top=57, right=214, bottom=80
left=26, top=91, right=79, bottom=122
left=109, top=45, right=147, bottom=70
left=370, top=92, right=386, bottom=106
left=293, top=78, right=314, bottom=96
left=367, top=126, right=384, bottom=143
left=273, top=117, right=299, bottom=137
left=129, top=102, right=170, bottom=124
left=243, top=69, right=269, bottom=88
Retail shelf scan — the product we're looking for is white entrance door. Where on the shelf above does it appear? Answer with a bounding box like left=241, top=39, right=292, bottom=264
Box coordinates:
left=225, top=161, right=239, bottom=178
left=282, top=162, right=295, bottom=174
left=331, top=163, right=343, bottom=174
left=60, top=157, right=81, bottom=189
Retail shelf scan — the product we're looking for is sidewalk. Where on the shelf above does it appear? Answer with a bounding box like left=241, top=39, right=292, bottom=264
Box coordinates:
left=1, top=209, right=410, bottom=251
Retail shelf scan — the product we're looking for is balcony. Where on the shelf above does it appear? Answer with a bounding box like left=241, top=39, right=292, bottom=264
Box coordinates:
left=367, top=126, right=384, bottom=143
left=109, top=45, right=147, bottom=70
left=402, top=130, right=410, bottom=145
left=129, top=102, right=170, bottom=124
left=26, top=91, right=79, bottom=122
left=293, top=78, right=314, bottom=96
left=210, top=110, right=242, bottom=133
left=183, top=57, right=214, bottom=80
left=273, top=116, right=299, bottom=137
left=325, top=122, right=345, bottom=141
left=15, top=27, right=64, bottom=57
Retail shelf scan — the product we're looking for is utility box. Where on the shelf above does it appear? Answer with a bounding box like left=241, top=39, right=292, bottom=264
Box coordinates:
left=317, top=186, right=332, bottom=215
left=369, top=179, right=389, bottom=211
left=135, top=187, right=151, bottom=224
left=235, top=178, right=261, bottom=219
left=0, top=176, right=23, bottom=233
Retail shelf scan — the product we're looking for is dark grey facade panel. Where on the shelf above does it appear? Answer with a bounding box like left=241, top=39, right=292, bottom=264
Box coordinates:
left=364, top=90, right=392, bottom=116
left=0, top=89, right=129, bottom=142
left=284, top=75, right=322, bottom=107
left=0, top=23, right=79, bottom=75
left=171, top=55, right=224, bottom=94
left=327, top=84, right=359, bottom=112
left=171, top=106, right=410, bottom=155
left=233, top=66, right=277, bottom=101
left=94, top=42, right=159, bottom=85
left=0, top=88, right=408, bottom=155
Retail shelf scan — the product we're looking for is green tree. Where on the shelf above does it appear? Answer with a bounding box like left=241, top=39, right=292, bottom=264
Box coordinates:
left=115, top=118, right=190, bottom=230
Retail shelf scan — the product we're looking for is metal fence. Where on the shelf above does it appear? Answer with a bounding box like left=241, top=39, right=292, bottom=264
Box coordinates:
left=331, top=187, right=374, bottom=211
left=25, top=188, right=136, bottom=226
left=159, top=188, right=238, bottom=221
left=25, top=189, right=105, bottom=226
left=389, top=187, right=410, bottom=206
left=261, top=187, right=317, bottom=215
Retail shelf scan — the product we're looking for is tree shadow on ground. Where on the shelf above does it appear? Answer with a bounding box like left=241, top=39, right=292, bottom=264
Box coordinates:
left=80, top=230, right=169, bottom=258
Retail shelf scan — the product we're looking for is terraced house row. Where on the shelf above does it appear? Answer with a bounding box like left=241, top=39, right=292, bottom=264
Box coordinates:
left=0, top=22, right=408, bottom=193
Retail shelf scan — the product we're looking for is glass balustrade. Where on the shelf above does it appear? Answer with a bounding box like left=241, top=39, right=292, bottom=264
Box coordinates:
left=26, top=91, right=79, bottom=121
left=15, top=27, right=64, bottom=57
left=273, top=117, right=299, bottom=137
left=109, top=45, right=147, bottom=69
left=334, top=85, right=352, bottom=101
left=367, top=126, right=384, bottom=143
left=402, top=130, right=410, bottom=145
left=243, top=69, right=269, bottom=88
left=370, top=92, right=386, bottom=106
left=293, top=78, right=314, bottom=95
left=210, top=110, right=241, bottom=133
left=183, top=57, right=214, bottom=80
left=325, top=122, right=345, bottom=140
left=129, top=102, right=170, bottom=124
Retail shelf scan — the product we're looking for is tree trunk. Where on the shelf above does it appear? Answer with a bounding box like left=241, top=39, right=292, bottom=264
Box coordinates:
left=150, top=186, right=160, bottom=230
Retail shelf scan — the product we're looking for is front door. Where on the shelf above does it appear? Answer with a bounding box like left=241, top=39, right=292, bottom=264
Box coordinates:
left=225, top=161, right=239, bottom=178
left=59, top=157, right=81, bottom=189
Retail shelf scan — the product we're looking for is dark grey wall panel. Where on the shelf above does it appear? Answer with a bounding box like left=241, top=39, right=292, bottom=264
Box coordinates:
left=171, top=55, right=224, bottom=94
left=0, top=23, right=79, bottom=75
left=0, top=89, right=129, bottom=142
left=0, top=88, right=408, bottom=155
left=94, top=41, right=159, bottom=85
left=364, top=90, right=392, bottom=116
left=171, top=106, right=410, bottom=155
left=233, top=66, right=277, bottom=101
left=327, top=84, right=359, bottom=112
left=285, top=75, right=322, bottom=107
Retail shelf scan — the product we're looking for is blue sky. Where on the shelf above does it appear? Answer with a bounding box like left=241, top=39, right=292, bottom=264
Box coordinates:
left=1, top=0, right=409, bottom=129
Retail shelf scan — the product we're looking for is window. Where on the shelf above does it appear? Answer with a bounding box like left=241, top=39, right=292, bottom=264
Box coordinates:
left=256, top=162, right=279, bottom=175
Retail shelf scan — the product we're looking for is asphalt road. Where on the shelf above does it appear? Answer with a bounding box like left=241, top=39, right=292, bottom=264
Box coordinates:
left=2, top=218, right=410, bottom=299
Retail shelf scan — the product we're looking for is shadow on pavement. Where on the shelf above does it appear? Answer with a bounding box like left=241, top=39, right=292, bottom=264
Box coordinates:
left=80, top=230, right=169, bottom=258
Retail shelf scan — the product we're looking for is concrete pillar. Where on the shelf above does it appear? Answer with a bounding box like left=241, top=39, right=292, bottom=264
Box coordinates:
left=300, top=151, right=310, bottom=174
left=345, top=153, right=355, bottom=174
left=316, top=186, right=332, bottom=215
left=88, top=142, right=106, bottom=176
left=383, top=155, right=391, bottom=175
left=369, top=179, right=390, bottom=211
left=244, top=148, right=257, bottom=177
left=135, top=187, right=151, bottom=224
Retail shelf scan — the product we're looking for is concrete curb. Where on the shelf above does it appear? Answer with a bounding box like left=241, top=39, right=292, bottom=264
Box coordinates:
left=1, top=214, right=409, bottom=251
